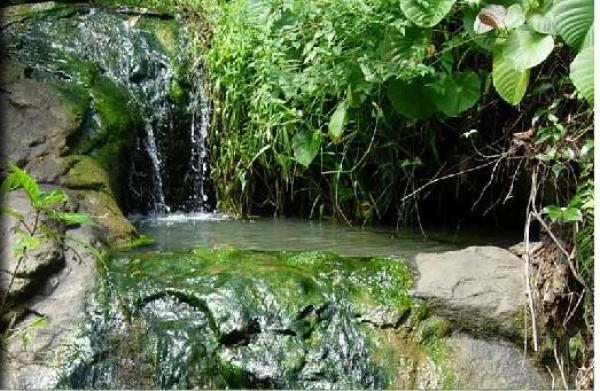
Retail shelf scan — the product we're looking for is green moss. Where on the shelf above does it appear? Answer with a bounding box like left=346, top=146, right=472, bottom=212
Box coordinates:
left=73, top=189, right=138, bottom=248
left=91, top=76, right=138, bottom=135
left=414, top=315, right=455, bottom=389
left=112, top=234, right=155, bottom=252
left=169, top=80, right=186, bottom=103
left=53, top=82, right=92, bottom=124
left=136, top=17, right=180, bottom=58
left=63, top=155, right=112, bottom=193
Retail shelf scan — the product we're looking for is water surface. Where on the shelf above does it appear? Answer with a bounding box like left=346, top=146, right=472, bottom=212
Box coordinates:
left=130, top=213, right=517, bottom=258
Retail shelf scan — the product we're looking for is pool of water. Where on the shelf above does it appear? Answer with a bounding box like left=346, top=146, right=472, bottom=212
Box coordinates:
left=129, top=213, right=518, bottom=258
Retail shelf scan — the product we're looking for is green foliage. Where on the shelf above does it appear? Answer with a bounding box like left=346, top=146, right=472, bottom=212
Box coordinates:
left=501, top=30, right=554, bottom=70
left=552, top=0, right=593, bottom=50
left=470, top=0, right=593, bottom=106
left=569, top=45, right=595, bottom=105
left=387, top=78, right=437, bottom=120
left=0, top=162, right=93, bottom=315
left=292, top=130, right=321, bottom=168
left=202, top=0, right=593, bottom=219
left=430, top=71, right=481, bottom=117
left=400, top=0, right=456, bottom=27
left=492, top=54, right=530, bottom=105
left=328, top=100, right=348, bottom=143
left=206, top=0, right=446, bottom=217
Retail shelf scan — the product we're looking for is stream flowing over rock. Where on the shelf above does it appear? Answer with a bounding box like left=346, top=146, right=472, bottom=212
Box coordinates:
left=2, top=1, right=213, bottom=214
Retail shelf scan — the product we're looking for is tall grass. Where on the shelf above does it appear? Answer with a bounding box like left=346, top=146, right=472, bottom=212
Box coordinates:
left=205, top=0, right=438, bottom=221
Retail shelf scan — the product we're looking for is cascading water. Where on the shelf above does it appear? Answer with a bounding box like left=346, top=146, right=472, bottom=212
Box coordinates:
left=2, top=6, right=213, bottom=214
left=185, top=68, right=212, bottom=210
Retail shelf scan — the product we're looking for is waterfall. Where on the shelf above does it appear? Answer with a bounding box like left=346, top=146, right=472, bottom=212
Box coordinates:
left=3, top=7, right=214, bottom=214
left=186, top=68, right=212, bottom=211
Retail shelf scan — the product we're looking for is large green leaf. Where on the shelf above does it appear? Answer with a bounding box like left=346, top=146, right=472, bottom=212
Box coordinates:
left=528, top=11, right=553, bottom=34
left=570, top=45, right=594, bottom=105
left=292, top=130, right=321, bottom=168
left=1, top=162, right=41, bottom=205
left=493, top=54, right=530, bottom=105
left=504, top=4, right=525, bottom=30
left=502, top=30, right=554, bottom=70
left=387, top=78, right=438, bottom=119
left=400, top=0, right=456, bottom=27
left=328, top=100, right=348, bottom=143
left=552, top=0, right=593, bottom=50
left=581, top=24, right=594, bottom=50
left=431, top=71, right=481, bottom=117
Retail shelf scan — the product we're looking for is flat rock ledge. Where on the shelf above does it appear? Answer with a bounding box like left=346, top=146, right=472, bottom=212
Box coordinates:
left=413, top=245, right=528, bottom=340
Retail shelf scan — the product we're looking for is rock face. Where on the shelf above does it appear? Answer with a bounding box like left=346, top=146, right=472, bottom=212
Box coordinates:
left=0, top=5, right=153, bottom=389
left=444, top=334, right=549, bottom=389
left=61, top=250, right=419, bottom=389
left=413, top=246, right=528, bottom=339
left=54, top=247, right=550, bottom=390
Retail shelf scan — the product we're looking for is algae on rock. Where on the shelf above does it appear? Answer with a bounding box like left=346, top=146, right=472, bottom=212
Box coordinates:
left=60, top=248, right=452, bottom=389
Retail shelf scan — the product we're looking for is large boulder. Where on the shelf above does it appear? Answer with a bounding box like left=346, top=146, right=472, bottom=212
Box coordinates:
left=413, top=246, right=528, bottom=340
left=0, top=71, right=86, bottom=179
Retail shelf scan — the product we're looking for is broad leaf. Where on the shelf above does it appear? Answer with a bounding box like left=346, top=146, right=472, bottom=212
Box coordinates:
left=552, top=0, right=593, bottom=50
left=502, top=30, right=554, bottom=70
left=1, top=162, right=41, bottom=204
left=474, top=4, right=507, bottom=33
left=400, top=0, right=456, bottom=27
left=542, top=205, right=562, bottom=222
left=328, top=100, right=348, bottom=143
left=581, top=24, right=594, bottom=50
left=528, top=11, right=553, bottom=34
left=493, top=54, right=530, bottom=105
left=505, top=4, right=525, bottom=30
left=292, top=130, right=321, bottom=168
left=431, top=71, right=481, bottom=117
left=387, top=78, right=438, bottom=119
left=570, top=45, right=594, bottom=106
left=563, top=207, right=584, bottom=222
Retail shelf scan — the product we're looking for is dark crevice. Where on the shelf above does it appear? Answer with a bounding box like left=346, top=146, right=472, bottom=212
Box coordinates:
left=219, top=319, right=261, bottom=346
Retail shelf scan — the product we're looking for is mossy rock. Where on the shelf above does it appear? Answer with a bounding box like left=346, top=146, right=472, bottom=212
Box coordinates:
left=60, top=248, right=466, bottom=389
left=91, top=76, right=139, bottom=136
left=53, top=82, right=92, bottom=129
left=71, top=189, right=137, bottom=248
left=61, top=155, right=112, bottom=194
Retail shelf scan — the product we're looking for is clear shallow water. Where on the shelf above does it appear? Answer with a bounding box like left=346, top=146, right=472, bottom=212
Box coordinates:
left=130, top=213, right=517, bottom=258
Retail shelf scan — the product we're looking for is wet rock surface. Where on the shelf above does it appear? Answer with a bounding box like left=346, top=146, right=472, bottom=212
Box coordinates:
left=413, top=246, right=528, bottom=339
left=57, top=247, right=550, bottom=390
left=62, top=250, right=414, bottom=389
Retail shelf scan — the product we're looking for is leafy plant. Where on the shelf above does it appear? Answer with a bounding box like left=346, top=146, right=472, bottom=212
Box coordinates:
left=0, top=162, right=93, bottom=328
left=471, top=0, right=593, bottom=105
